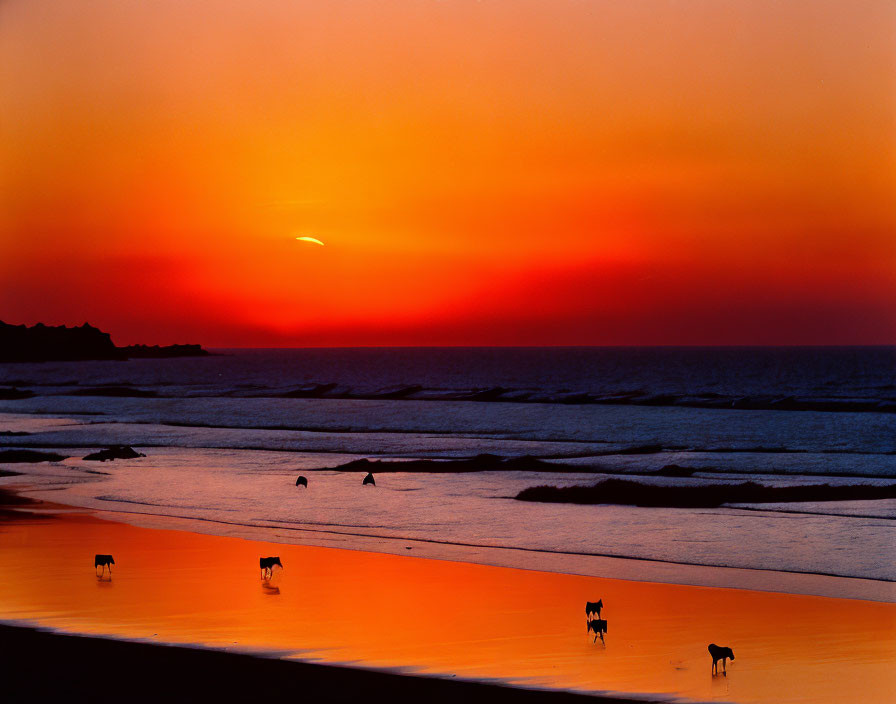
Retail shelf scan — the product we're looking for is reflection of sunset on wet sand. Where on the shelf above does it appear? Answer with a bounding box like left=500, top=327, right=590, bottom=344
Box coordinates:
left=1, top=512, right=893, bottom=704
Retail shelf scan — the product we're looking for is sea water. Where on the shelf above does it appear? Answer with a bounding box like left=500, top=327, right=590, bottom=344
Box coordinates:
left=1, top=347, right=894, bottom=595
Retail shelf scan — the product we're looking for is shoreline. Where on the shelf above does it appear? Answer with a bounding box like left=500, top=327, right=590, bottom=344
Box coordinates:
left=15, top=486, right=895, bottom=603
left=1, top=493, right=894, bottom=704
left=1, top=407, right=893, bottom=602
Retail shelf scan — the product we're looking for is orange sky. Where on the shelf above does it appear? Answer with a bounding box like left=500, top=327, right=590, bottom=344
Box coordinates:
left=1, top=0, right=894, bottom=346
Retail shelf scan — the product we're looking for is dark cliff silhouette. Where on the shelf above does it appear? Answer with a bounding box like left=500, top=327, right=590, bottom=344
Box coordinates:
left=0, top=320, right=209, bottom=362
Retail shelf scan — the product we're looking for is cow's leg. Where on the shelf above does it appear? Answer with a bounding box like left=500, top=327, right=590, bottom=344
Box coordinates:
left=722, top=658, right=727, bottom=673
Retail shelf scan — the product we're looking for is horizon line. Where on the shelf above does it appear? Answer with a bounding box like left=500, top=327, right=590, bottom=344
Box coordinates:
left=201, top=343, right=896, bottom=350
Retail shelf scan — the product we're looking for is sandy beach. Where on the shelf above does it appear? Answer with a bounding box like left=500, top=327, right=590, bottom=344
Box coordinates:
left=0, top=624, right=613, bottom=704
left=1, top=496, right=894, bottom=704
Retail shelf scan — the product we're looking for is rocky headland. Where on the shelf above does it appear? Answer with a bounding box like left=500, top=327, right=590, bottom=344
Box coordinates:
left=0, top=321, right=209, bottom=363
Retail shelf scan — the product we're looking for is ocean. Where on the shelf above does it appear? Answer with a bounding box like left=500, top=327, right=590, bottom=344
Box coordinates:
left=1, top=347, right=894, bottom=597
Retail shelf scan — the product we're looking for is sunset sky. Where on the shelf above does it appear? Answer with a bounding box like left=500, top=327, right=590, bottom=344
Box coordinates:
left=2, top=0, right=894, bottom=346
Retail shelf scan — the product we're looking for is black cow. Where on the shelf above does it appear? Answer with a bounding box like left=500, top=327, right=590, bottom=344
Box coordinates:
left=708, top=644, right=735, bottom=674
left=95, top=554, right=115, bottom=576
left=587, top=619, right=608, bottom=643
left=585, top=599, right=603, bottom=620
left=363, top=472, right=375, bottom=486
left=259, top=556, right=282, bottom=579
left=295, top=475, right=308, bottom=487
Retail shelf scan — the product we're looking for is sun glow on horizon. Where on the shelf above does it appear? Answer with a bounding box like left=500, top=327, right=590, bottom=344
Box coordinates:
left=1, top=0, right=894, bottom=346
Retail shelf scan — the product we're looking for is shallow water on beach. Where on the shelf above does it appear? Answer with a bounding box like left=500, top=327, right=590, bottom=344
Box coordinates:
left=3, top=439, right=895, bottom=596
left=1, top=348, right=895, bottom=599
left=0, top=512, right=894, bottom=704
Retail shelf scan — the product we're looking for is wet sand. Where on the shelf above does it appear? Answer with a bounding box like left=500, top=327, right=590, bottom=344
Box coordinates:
left=1, top=507, right=894, bottom=703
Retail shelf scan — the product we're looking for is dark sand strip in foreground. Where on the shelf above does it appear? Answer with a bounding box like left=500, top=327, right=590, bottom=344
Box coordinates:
left=0, top=624, right=624, bottom=704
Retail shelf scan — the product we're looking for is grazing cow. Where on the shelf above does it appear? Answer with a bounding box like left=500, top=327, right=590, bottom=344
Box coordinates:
left=363, top=472, right=376, bottom=486
left=259, top=556, right=282, bottom=579
left=585, top=599, right=603, bottom=620
left=587, top=619, right=608, bottom=643
left=95, top=554, right=115, bottom=576
left=708, top=644, right=735, bottom=674
left=295, top=475, right=308, bottom=488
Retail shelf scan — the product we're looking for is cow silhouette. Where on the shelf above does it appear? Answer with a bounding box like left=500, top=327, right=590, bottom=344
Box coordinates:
left=587, top=619, right=608, bottom=643
left=363, top=472, right=375, bottom=486
left=708, top=644, right=735, bottom=674
left=585, top=599, right=603, bottom=620
left=295, top=475, right=308, bottom=487
left=95, top=554, right=115, bottom=576
left=259, top=556, right=282, bottom=579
